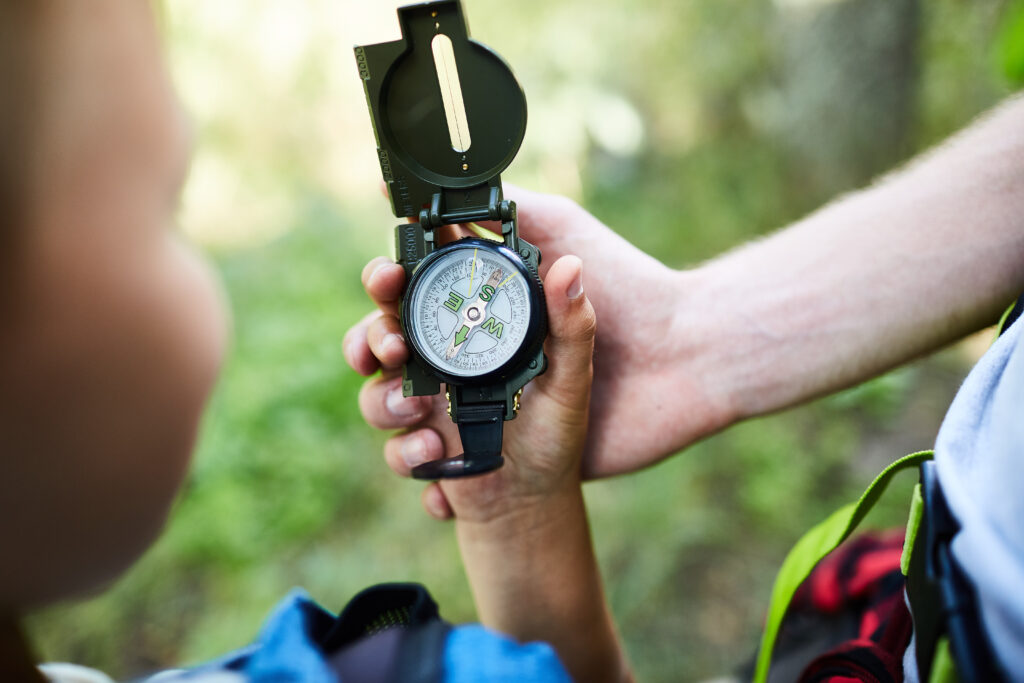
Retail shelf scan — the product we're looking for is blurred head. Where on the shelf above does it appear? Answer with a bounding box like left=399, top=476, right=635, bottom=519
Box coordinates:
left=0, top=1, right=228, bottom=610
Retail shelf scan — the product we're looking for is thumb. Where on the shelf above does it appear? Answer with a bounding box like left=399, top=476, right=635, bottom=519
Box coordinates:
left=537, top=255, right=596, bottom=409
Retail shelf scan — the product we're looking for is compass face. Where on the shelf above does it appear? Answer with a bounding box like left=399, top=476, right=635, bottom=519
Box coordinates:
left=406, top=242, right=535, bottom=379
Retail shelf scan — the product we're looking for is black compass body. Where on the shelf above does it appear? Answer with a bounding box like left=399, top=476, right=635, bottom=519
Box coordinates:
left=355, top=1, right=547, bottom=479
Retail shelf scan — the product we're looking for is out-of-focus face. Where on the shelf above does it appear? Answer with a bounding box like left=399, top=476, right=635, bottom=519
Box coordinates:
left=0, top=2, right=228, bottom=608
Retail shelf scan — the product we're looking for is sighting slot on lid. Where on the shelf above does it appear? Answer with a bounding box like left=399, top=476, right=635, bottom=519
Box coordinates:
left=431, top=33, right=472, bottom=153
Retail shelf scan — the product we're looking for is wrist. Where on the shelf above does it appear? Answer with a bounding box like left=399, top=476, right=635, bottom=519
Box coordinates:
left=454, top=482, right=629, bottom=683
left=665, top=264, right=744, bottom=431
left=454, top=478, right=584, bottom=542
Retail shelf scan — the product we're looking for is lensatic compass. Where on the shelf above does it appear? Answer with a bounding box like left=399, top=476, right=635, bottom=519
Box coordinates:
left=356, top=1, right=547, bottom=479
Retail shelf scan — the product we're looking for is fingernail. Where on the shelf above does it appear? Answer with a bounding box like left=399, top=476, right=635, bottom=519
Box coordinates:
left=369, top=260, right=391, bottom=284
left=567, top=266, right=584, bottom=300
left=383, top=333, right=406, bottom=358
left=401, top=434, right=428, bottom=468
left=387, top=386, right=426, bottom=417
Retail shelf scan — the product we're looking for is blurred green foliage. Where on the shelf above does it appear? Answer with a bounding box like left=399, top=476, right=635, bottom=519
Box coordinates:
left=998, top=1, right=1024, bottom=85
left=27, top=0, right=1018, bottom=681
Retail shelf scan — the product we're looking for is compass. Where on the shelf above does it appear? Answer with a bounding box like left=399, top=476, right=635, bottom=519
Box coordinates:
left=356, top=1, right=547, bottom=479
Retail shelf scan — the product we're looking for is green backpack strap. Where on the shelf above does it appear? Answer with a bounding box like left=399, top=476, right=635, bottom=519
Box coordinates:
left=752, top=449, right=934, bottom=683
left=997, top=296, right=1023, bottom=335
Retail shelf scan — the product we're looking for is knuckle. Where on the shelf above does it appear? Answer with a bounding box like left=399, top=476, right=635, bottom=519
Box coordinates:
left=368, top=313, right=398, bottom=338
left=349, top=343, right=379, bottom=377
left=365, top=318, right=385, bottom=344
left=578, top=302, right=598, bottom=339
left=358, top=379, right=387, bottom=427
left=342, top=325, right=364, bottom=354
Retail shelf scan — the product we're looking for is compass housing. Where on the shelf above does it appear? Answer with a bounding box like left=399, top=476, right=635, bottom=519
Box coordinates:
left=402, top=238, right=547, bottom=387
left=355, top=0, right=545, bottom=479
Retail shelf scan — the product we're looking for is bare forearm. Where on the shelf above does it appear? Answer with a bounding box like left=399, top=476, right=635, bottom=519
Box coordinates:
left=683, top=94, right=1024, bottom=423
left=456, top=488, right=630, bottom=683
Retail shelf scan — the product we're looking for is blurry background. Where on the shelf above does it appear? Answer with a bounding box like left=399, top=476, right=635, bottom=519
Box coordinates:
left=28, top=0, right=1024, bottom=680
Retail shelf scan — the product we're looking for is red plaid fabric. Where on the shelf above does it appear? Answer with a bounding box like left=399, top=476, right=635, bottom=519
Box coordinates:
left=773, top=530, right=913, bottom=683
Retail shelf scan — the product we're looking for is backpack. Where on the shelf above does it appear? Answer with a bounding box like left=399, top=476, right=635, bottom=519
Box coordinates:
left=754, top=294, right=1024, bottom=682
left=173, top=583, right=571, bottom=683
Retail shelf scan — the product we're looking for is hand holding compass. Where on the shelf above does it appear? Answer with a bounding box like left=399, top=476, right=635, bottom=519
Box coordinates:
left=355, top=252, right=596, bottom=523
left=350, top=3, right=702, bottom=493
left=348, top=185, right=699, bottom=497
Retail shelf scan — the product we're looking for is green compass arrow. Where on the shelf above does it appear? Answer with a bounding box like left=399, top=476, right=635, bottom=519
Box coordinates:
left=454, top=325, right=469, bottom=347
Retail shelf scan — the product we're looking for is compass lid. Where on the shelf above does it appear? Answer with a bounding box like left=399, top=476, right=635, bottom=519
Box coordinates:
left=355, top=1, right=527, bottom=220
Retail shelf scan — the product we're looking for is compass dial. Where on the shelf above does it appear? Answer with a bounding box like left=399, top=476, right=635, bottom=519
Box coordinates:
left=406, top=242, right=536, bottom=379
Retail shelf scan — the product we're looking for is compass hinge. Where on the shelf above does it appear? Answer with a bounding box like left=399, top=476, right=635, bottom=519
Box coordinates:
left=420, top=186, right=516, bottom=228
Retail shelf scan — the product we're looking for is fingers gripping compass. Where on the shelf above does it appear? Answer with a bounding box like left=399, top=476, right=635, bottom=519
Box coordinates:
left=356, top=1, right=547, bottom=479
